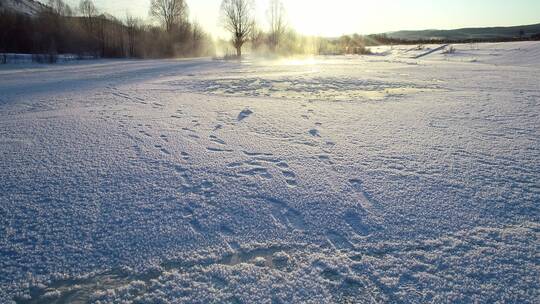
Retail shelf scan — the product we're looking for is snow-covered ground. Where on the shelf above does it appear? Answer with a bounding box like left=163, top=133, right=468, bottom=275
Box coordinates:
left=1, top=42, right=539, bottom=303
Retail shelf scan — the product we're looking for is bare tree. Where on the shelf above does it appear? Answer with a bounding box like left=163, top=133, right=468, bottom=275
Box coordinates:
left=191, top=21, right=204, bottom=53
left=48, top=0, right=72, bottom=16
left=79, top=0, right=97, bottom=19
left=79, top=0, right=98, bottom=32
left=150, top=0, right=188, bottom=33
left=249, top=23, right=265, bottom=51
left=267, top=0, right=286, bottom=51
left=221, top=0, right=254, bottom=57
left=125, top=13, right=140, bottom=57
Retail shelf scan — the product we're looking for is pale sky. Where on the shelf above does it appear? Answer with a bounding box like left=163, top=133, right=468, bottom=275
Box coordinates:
left=60, top=0, right=540, bottom=38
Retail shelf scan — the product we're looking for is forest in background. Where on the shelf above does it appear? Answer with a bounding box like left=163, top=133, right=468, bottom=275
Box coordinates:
left=1, top=0, right=540, bottom=62
left=0, top=0, right=214, bottom=60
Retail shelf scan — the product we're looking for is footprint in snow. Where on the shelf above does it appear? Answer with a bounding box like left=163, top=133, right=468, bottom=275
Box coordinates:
left=281, top=170, right=298, bottom=187
left=309, top=129, right=321, bottom=137
left=154, top=145, right=171, bottom=155
left=264, top=197, right=306, bottom=231
left=349, top=178, right=379, bottom=212
left=207, top=147, right=234, bottom=153
left=238, top=108, right=253, bottom=121
left=344, top=211, right=373, bottom=236
left=326, top=230, right=355, bottom=250
left=209, top=135, right=226, bottom=145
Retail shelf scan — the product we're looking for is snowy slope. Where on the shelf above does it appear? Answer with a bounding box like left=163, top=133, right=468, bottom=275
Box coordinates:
left=1, top=43, right=539, bottom=303
left=386, top=23, right=540, bottom=40
left=369, top=41, right=540, bottom=67
left=0, top=0, right=47, bottom=16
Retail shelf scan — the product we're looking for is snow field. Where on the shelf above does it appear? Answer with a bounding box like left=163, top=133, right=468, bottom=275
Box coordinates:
left=1, top=41, right=539, bottom=303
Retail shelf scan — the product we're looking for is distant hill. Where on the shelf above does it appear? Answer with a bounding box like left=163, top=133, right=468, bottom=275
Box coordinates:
left=0, top=0, right=48, bottom=17
left=385, top=23, right=540, bottom=41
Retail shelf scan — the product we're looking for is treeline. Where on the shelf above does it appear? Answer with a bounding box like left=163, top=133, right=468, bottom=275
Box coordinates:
left=0, top=0, right=214, bottom=60
left=363, top=33, right=540, bottom=46
left=2, top=0, right=540, bottom=61
left=299, top=33, right=540, bottom=56
left=316, top=34, right=373, bottom=55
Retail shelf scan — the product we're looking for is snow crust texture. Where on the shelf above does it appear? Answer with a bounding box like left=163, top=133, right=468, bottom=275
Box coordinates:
left=1, top=42, right=539, bottom=303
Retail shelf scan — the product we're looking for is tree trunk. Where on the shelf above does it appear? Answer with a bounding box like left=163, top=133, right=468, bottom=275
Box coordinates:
left=236, top=46, right=241, bottom=58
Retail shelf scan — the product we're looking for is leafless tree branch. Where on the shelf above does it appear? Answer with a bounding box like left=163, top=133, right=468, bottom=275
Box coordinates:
left=221, top=0, right=254, bottom=57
